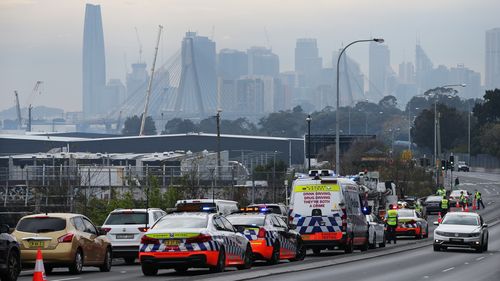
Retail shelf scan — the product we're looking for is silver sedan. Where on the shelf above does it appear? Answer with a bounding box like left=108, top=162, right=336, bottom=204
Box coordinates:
left=433, top=212, right=489, bottom=252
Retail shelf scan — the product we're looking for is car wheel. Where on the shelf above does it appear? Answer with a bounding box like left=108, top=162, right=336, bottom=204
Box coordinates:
left=45, top=266, right=53, bottom=274
left=267, top=243, right=280, bottom=265
left=124, top=257, right=136, bottom=265
left=416, top=227, right=423, bottom=239
left=210, top=248, right=226, bottom=273
left=69, top=249, right=83, bottom=274
left=424, top=226, right=429, bottom=238
left=0, top=250, right=20, bottom=281
left=290, top=239, right=306, bottom=262
left=344, top=234, right=354, bottom=254
left=379, top=233, right=386, bottom=248
left=99, top=248, right=112, bottom=272
left=433, top=245, right=441, bottom=251
left=483, top=241, right=488, bottom=252
left=141, top=263, right=158, bottom=276
left=369, top=233, right=376, bottom=249
left=237, top=244, right=252, bottom=270
left=359, top=235, right=369, bottom=252
left=174, top=266, right=189, bottom=273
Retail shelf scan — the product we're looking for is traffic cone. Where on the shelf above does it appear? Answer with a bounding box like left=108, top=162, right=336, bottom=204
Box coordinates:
left=437, top=212, right=442, bottom=223
left=472, top=199, right=477, bottom=211
left=33, top=248, right=47, bottom=281
left=464, top=203, right=469, bottom=212
left=456, top=200, right=459, bottom=208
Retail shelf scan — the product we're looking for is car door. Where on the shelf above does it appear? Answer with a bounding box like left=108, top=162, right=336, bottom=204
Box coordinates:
left=82, top=217, right=102, bottom=263
left=274, top=216, right=297, bottom=257
left=219, top=216, right=246, bottom=263
left=372, top=215, right=385, bottom=244
left=72, top=217, right=94, bottom=263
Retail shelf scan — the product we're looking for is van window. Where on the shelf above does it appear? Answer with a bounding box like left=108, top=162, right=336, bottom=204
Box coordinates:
left=343, top=188, right=361, bottom=215
left=17, top=217, right=66, bottom=233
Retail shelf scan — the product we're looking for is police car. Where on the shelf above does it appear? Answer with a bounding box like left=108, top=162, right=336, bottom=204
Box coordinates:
left=226, top=207, right=306, bottom=264
left=139, top=209, right=252, bottom=275
left=395, top=208, right=429, bottom=239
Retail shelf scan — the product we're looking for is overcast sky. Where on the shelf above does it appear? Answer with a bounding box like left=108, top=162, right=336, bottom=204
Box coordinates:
left=0, top=0, right=498, bottom=112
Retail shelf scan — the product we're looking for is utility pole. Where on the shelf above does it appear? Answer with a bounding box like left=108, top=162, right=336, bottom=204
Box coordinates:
left=216, top=109, right=222, bottom=180
left=139, top=25, right=163, bottom=136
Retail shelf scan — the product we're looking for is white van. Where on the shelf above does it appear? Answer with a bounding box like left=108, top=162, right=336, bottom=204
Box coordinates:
left=175, top=199, right=239, bottom=215
left=289, top=171, right=369, bottom=254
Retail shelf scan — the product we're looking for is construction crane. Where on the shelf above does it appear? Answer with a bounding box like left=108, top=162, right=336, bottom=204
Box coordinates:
left=14, top=91, right=22, bottom=128
left=27, top=81, right=43, bottom=132
left=139, top=25, right=163, bottom=136
left=264, top=27, right=271, bottom=50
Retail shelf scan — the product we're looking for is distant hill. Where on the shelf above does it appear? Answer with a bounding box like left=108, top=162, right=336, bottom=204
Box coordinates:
left=0, top=106, right=65, bottom=120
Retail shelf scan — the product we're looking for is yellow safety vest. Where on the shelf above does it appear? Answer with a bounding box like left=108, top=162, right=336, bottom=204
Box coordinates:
left=441, top=199, right=449, bottom=209
left=387, top=209, right=398, bottom=226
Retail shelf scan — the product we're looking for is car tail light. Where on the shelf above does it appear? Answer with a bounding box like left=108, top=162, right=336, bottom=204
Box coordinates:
left=101, top=227, right=111, bottom=233
left=257, top=227, right=266, bottom=238
left=138, top=227, right=148, bottom=232
left=341, top=208, right=347, bottom=231
left=58, top=233, right=74, bottom=243
left=140, top=235, right=160, bottom=245
left=186, top=233, right=212, bottom=243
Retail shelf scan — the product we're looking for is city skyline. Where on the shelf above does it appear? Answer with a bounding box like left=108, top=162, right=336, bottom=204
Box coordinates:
left=0, top=0, right=499, bottom=112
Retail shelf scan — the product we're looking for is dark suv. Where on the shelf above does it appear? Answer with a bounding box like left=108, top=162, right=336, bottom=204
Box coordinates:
left=0, top=224, right=21, bottom=281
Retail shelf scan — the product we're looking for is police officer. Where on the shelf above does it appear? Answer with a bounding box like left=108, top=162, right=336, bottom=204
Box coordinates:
left=459, top=191, right=467, bottom=209
left=385, top=204, right=398, bottom=244
left=475, top=189, right=485, bottom=209
left=436, top=186, right=446, bottom=196
left=440, top=195, right=449, bottom=216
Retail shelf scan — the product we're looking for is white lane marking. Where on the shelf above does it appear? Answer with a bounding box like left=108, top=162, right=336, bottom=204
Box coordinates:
left=464, top=262, right=469, bottom=264
left=423, top=276, right=429, bottom=279
left=120, top=270, right=127, bottom=273
left=484, top=188, right=491, bottom=194
left=442, top=267, right=455, bottom=272
left=51, top=278, right=81, bottom=281
left=476, top=256, right=485, bottom=261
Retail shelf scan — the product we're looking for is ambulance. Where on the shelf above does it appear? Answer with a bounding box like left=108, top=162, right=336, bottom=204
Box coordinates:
left=289, top=170, right=370, bottom=254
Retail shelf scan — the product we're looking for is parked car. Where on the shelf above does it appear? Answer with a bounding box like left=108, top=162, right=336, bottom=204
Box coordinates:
left=139, top=212, right=252, bottom=275
left=0, top=224, right=20, bottom=281
left=434, top=212, right=488, bottom=252
left=423, top=195, right=444, bottom=215
left=11, top=213, right=112, bottom=274
left=365, top=214, right=386, bottom=249
left=449, top=190, right=471, bottom=207
left=101, top=208, right=166, bottom=264
left=175, top=199, right=239, bottom=215
left=395, top=209, right=429, bottom=239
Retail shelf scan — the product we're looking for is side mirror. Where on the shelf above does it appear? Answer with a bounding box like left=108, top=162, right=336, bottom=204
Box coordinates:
left=433, top=221, right=439, bottom=226
left=0, top=224, right=10, bottom=234
left=482, top=223, right=488, bottom=228
left=288, top=223, right=297, bottom=229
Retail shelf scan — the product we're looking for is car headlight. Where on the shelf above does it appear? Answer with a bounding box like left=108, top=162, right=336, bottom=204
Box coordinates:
left=469, top=232, right=480, bottom=237
left=435, top=231, right=445, bottom=236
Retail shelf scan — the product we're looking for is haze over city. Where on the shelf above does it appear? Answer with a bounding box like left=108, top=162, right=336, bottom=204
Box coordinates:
left=0, top=0, right=499, bottom=112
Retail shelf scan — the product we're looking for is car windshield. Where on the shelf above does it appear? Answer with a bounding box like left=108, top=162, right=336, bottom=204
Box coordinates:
left=153, top=216, right=208, bottom=229
left=104, top=212, right=147, bottom=225
left=397, top=210, right=415, bottom=217
left=426, top=196, right=443, bottom=202
left=16, top=217, right=66, bottom=233
left=226, top=216, right=265, bottom=226
left=442, top=215, right=479, bottom=226
left=450, top=191, right=466, bottom=197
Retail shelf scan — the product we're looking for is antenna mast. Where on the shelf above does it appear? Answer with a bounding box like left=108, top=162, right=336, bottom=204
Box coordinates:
left=139, top=25, right=163, bottom=136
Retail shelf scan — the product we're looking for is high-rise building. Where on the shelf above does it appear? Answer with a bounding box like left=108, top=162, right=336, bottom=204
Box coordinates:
left=369, top=42, right=392, bottom=97
left=236, top=76, right=265, bottom=114
left=217, top=49, right=248, bottom=80
left=126, top=63, right=149, bottom=99
left=82, top=3, right=106, bottom=118
left=485, top=28, right=500, bottom=90
left=399, top=62, right=415, bottom=84
left=247, top=47, right=280, bottom=77
left=295, top=38, right=322, bottom=87
left=415, top=44, right=434, bottom=92
left=450, top=64, right=481, bottom=98
left=102, top=79, right=126, bottom=112
left=175, top=32, right=217, bottom=117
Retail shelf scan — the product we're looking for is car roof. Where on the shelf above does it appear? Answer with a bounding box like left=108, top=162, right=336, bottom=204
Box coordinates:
left=445, top=212, right=479, bottom=217
left=450, top=190, right=468, bottom=194
left=226, top=213, right=266, bottom=218
left=176, top=199, right=238, bottom=204
left=110, top=208, right=163, bottom=213
left=21, top=213, right=82, bottom=219
left=164, top=212, right=211, bottom=218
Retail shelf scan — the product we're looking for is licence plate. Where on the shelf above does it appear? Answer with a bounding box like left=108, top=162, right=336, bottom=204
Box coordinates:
left=116, top=234, right=134, bottom=239
left=450, top=238, right=463, bottom=243
left=29, top=241, right=45, bottom=248
left=164, top=240, right=180, bottom=246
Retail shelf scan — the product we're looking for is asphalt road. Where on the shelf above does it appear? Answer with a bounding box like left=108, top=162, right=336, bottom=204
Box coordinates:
left=16, top=171, right=500, bottom=281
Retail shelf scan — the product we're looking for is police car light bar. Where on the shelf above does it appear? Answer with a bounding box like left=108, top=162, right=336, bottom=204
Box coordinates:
left=239, top=207, right=272, bottom=213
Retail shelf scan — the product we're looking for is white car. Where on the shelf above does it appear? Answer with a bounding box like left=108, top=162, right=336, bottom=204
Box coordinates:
left=449, top=190, right=471, bottom=207
left=433, top=212, right=488, bottom=252
left=101, top=208, right=166, bottom=264
left=365, top=214, right=386, bottom=249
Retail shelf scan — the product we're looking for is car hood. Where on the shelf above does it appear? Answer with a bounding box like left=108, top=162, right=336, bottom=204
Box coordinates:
left=435, top=224, right=481, bottom=234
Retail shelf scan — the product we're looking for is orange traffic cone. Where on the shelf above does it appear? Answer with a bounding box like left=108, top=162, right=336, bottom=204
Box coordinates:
left=33, top=248, right=47, bottom=281
left=437, top=212, right=442, bottom=223
left=472, top=199, right=477, bottom=211
left=455, top=200, right=459, bottom=208
left=464, top=203, right=469, bottom=212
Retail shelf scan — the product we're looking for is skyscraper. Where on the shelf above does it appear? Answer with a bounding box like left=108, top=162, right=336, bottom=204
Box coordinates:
left=295, top=38, right=322, bottom=88
left=217, top=49, right=248, bottom=80
left=415, top=44, right=434, bottom=92
left=369, top=42, right=392, bottom=97
left=82, top=3, right=106, bottom=118
left=247, top=47, right=280, bottom=77
left=126, top=63, right=149, bottom=99
left=485, top=28, right=500, bottom=90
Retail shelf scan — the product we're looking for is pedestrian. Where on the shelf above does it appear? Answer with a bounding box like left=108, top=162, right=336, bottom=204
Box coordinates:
left=440, top=195, right=449, bottom=217
left=455, top=177, right=460, bottom=187
left=385, top=204, right=398, bottom=244
left=459, top=191, right=467, bottom=209
left=475, top=189, right=485, bottom=210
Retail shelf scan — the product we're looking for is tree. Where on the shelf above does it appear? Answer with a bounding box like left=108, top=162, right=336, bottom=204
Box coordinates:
left=474, top=89, right=500, bottom=126
left=479, top=123, right=500, bottom=158
left=258, top=107, right=307, bottom=137
left=163, top=118, right=196, bottom=134
left=122, top=115, right=157, bottom=135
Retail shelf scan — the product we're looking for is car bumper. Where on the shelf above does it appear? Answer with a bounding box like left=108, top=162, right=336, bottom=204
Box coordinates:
left=249, top=240, right=273, bottom=260
left=139, top=251, right=218, bottom=268
left=434, top=234, right=481, bottom=248
left=112, top=245, right=139, bottom=258
left=20, top=244, right=75, bottom=266
left=301, top=232, right=345, bottom=248
left=425, top=206, right=442, bottom=214
left=396, top=227, right=421, bottom=237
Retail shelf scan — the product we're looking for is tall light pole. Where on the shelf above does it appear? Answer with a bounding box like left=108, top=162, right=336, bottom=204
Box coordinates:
left=215, top=109, right=222, bottom=179
left=336, top=38, right=384, bottom=176
left=306, top=115, right=312, bottom=171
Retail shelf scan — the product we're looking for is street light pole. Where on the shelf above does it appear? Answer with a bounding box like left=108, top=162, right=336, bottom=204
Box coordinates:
left=306, top=115, right=312, bottom=171
left=336, top=38, right=384, bottom=176
left=216, top=109, right=222, bottom=180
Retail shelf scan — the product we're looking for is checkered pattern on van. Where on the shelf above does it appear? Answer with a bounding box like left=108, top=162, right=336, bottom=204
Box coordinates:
left=291, top=213, right=343, bottom=234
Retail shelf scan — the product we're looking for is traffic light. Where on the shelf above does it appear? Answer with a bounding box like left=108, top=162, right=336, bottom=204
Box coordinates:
left=449, top=155, right=455, bottom=171
left=441, top=160, right=447, bottom=171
